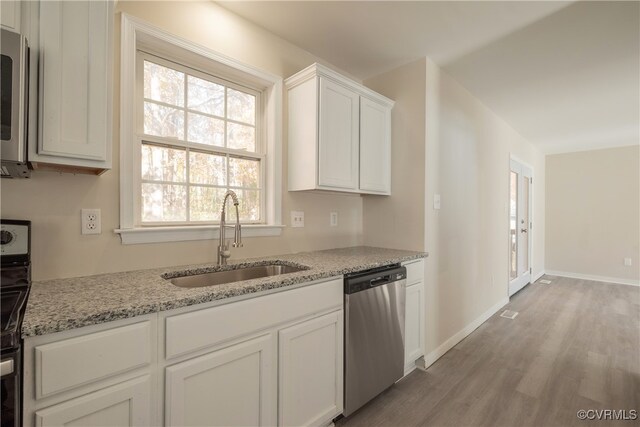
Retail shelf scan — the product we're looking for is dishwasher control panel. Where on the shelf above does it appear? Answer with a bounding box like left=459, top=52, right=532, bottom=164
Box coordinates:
left=344, top=265, right=406, bottom=294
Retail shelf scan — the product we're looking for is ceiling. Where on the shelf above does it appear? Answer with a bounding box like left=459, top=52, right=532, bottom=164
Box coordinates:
left=219, top=1, right=639, bottom=153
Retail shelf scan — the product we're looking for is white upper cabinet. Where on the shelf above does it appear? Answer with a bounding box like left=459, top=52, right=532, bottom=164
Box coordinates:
left=286, top=63, right=394, bottom=195
left=0, top=0, right=21, bottom=32
left=360, top=96, right=391, bottom=194
left=318, top=77, right=360, bottom=190
left=34, top=0, right=113, bottom=174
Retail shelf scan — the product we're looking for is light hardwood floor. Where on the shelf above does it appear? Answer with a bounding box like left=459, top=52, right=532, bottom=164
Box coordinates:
left=338, top=276, right=640, bottom=426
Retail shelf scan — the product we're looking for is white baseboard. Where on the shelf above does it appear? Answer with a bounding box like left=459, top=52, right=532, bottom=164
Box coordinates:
left=402, top=363, right=417, bottom=377
left=423, top=296, right=509, bottom=368
left=545, top=270, right=639, bottom=287
left=532, top=270, right=546, bottom=283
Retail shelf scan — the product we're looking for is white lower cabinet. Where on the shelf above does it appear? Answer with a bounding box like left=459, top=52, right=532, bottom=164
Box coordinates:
left=165, top=333, right=276, bottom=427
left=34, top=376, right=151, bottom=427
left=403, top=260, right=425, bottom=374
left=279, top=311, right=343, bottom=427
left=404, top=282, right=425, bottom=373
left=24, top=278, right=344, bottom=427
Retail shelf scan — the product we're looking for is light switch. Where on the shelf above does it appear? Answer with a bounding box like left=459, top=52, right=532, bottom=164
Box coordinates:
left=624, top=258, right=632, bottom=266
left=291, top=211, right=304, bottom=228
left=433, top=194, right=441, bottom=210
left=330, top=212, right=338, bottom=227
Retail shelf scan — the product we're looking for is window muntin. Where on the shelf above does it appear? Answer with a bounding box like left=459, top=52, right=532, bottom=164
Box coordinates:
left=137, top=52, right=263, bottom=225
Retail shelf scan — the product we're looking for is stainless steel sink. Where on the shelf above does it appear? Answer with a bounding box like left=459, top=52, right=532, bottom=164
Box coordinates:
left=167, top=264, right=308, bottom=288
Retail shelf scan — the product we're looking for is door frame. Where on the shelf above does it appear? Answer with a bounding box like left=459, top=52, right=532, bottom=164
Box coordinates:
left=508, top=155, right=534, bottom=296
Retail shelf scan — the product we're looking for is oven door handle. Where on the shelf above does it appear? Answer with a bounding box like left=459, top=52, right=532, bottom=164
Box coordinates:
left=0, top=359, right=14, bottom=376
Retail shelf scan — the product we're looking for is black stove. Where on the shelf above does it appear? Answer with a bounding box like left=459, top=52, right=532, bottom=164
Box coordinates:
left=1, top=219, right=31, bottom=427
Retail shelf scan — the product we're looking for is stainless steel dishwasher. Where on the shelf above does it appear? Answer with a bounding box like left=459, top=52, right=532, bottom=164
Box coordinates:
left=343, top=264, right=407, bottom=417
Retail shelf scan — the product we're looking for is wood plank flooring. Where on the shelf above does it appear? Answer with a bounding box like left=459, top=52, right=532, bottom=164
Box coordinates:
left=337, top=276, right=640, bottom=426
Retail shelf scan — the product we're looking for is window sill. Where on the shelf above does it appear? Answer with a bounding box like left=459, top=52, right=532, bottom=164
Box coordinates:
left=114, top=224, right=285, bottom=245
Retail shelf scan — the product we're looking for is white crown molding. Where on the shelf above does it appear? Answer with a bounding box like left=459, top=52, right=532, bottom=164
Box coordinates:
left=285, top=63, right=395, bottom=108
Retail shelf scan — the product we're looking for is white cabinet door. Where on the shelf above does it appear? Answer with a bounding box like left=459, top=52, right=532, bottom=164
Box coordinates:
left=34, top=376, right=151, bottom=427
left=0, top=0, right=20, bottom=32
left=165, top=333, right=276, bottom=427
left=359, top=96, right=391, bottom=194
left=279, top=311, right=343, bottom=427
left=38, top=0, right=112, bottom=167
left=404, top=282, right=425, bottom=374
left=318, top=77, right=359, bottom=190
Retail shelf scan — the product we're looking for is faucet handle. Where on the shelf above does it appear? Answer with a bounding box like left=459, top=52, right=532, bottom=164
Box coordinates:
left=233, top=223, right=243, bottom=248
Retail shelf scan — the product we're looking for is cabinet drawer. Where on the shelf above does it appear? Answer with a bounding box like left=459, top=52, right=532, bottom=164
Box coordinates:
left=35, top=322, right=151, bottom=399
left=35, top=375, right=151, bottom=426
left=165, top=278, right=343, bottom=360
left=404, top=259, right=424, bottom=285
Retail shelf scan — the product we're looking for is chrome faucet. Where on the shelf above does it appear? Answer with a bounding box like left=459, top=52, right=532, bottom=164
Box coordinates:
left=217, top=190, right=243, bottom=265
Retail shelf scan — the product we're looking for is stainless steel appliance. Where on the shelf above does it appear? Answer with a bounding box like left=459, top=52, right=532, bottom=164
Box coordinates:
left=343, top=264, right=406, bottom=417
left=1, top=29, right=30, bottom=178
left=1, top=220, right=31, bottom=427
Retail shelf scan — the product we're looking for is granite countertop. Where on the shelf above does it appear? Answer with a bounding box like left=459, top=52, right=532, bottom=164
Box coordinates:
left=22, top=246, right=427, bottom=338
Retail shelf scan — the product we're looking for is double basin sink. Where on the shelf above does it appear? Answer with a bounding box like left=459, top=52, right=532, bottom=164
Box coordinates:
left=166, top=263, right=309, bottom=288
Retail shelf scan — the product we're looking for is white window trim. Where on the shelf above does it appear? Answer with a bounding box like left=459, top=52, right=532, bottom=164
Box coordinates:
left=116, top=14, right=283, bottom=245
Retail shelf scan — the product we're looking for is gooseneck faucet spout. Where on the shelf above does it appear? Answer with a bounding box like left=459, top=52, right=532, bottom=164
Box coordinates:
left=217, top=190, right=243, bottom=265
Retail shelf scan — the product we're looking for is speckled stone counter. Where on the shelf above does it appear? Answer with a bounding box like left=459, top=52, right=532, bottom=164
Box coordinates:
left=22, top=246, right=427, bottom=338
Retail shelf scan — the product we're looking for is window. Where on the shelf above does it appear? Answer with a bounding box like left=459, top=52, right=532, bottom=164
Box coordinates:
left=138, top=53, right=263, bottom=224
left=117, top=15, right=283, bottom=244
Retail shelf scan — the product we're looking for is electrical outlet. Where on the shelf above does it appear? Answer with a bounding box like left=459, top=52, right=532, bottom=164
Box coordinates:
left=291, top=211, right=304, bottom=228
left=624, top=258, right=632, bottom=266
left=81, top=209, right=101, bottom=235
left=330, top=212, right=338, bottom=227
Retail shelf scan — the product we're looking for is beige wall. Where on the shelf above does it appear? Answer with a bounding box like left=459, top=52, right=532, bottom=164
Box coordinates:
left=0, top=1, right=363, bottom=281
left=362, top=57, right=545, bottom=359
left=424, top=58, right=545, bottom=355
left=545, top=145, right=640, bottom=283
left=362, top=59, right=427, bottom=252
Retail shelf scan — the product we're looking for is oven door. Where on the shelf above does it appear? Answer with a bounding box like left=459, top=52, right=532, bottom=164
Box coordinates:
left=1, top=348, right=20, bottom=427
left=0, top=28, right=29, bottom=177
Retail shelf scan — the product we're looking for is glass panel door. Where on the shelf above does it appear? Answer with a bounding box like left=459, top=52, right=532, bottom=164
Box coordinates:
left=522, top=178, right=530, bottom=272
left=509, top=159, right=533, bottom=296
left=509, top=171, right=518, bottom=280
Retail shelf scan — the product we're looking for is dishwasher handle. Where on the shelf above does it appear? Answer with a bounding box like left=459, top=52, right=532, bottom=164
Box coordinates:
left=344, top=266, right=406, bottom=294
left=369, top=276, right=389, bottom=287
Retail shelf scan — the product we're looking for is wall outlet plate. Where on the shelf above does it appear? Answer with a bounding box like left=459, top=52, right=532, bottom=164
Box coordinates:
left=81, top=209, right=101, bottom=235
left=291, top=211, right=304, bottom=228
left=433, top=194, right=441, bottom=210
left=330, top=212, right=338, bottom=227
